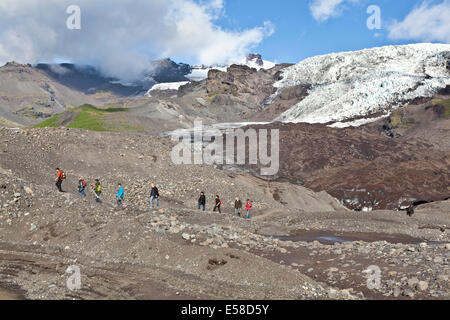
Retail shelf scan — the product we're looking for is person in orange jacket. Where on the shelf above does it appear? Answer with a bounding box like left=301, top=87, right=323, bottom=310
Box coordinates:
left=55, top=168, right=65, bottom=192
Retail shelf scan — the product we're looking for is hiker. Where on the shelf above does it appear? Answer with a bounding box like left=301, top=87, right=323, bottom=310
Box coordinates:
left=213, top=195, right=222, bottom=213
left=406, top=205, right=415, bottom=217
left=234, top=197, right=242, bottom=217
left=94, top=179, right=102, bottom=203
left=78, top=176, right=86, bottom=198
left=115, top=183, right=124, bottom=206
left=245, top=199, right=253, bottom=219
left=55, top=168, right=66, bottom=192
left=198, top=192, right=206, bottom=211
left=150, top=184, right=160, bottom=208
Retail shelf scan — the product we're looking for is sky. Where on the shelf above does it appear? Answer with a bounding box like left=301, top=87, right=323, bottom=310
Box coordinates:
left=214, top=0, right=450, bottom=64
left=0, top=0, right=449, bottom=80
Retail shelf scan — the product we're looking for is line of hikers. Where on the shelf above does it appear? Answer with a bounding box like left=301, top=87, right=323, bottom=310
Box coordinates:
left=56, top=168, right=252, bottom=218
left=198, top=192, right=253, bottom=219
left=55, top=168, right=159, bottom=208
left=57, top=169, right=103, bottom=203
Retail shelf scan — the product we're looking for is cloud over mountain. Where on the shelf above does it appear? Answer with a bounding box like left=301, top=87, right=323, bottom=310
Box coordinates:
left=0, top=0, right=273, bottom=81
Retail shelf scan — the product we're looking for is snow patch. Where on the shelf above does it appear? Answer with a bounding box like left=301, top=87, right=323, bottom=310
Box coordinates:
left=186, top=66, right=227, bottom=82
left=186, top=55, right=276, bottom=81
left=146, top=81, right=189, bottom=97
left=240, top=57, right=276, bottom=71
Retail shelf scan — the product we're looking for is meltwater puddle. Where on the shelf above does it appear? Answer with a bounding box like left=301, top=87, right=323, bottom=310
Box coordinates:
left=264, top=230, right=446, bottom=245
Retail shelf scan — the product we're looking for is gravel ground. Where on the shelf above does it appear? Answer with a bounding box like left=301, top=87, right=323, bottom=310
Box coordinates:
left=0, top=127, right=448, bottom=300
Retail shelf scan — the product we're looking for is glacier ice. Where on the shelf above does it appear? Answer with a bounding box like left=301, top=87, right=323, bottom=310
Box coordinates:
left=272, top=43, right=450, bottom=127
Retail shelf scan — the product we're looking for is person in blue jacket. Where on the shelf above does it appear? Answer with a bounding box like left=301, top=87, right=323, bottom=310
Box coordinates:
left=115, top=183, right=124, bottom=206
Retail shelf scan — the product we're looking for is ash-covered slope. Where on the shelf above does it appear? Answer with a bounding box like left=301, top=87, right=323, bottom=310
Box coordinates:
left=273, top=44, right=450, bottom=127
left=239, top=119, right=450, bottom=211
left=0, top=62, right=117, bottom=127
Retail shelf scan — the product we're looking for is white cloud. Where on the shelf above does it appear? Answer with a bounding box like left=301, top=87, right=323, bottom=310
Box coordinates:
left=0, top=44, right=11, bottom=63
left=309, top=0, right=359, bottom=22
left=0, top=0, right=273, bottom=81
left=388, top=0, right=450, bottom=43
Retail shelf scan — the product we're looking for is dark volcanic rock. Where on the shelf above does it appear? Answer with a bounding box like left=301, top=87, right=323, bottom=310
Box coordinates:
left=149, top=58, right=192, bottom=83
left=238, top=121, right=450, bottom=210
left=36, top=63, right=144, bottom=97
left=279, top=84, right=311, bottom=101
left=246, top=53, right=264, bottom=66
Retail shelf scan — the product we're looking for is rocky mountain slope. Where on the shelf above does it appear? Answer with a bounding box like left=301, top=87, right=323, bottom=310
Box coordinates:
left=117, top=62, right=290, bottom=134
left=0, top=62, right=124, bottom=127
left=186, top=53, right=276, bottom=82
left=239, top=92, right=450, bottom=211
left=0, top=54, right=282, bottom=128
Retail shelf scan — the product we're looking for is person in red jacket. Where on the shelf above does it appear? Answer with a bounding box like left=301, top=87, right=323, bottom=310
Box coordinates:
left=213, top=195, right=222, bottom=213
left=245, top=199, right=252, bottom=219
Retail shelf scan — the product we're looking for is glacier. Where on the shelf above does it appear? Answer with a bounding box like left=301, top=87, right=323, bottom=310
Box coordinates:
left=273, top=43, right=450, bottom=127
left=146, top=81, right=190, bottom=97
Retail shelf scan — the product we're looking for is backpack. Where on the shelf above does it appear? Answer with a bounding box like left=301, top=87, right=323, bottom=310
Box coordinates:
left=61, top=171, right=66, bottom=180
left=95, top=183, right=101, bottom=193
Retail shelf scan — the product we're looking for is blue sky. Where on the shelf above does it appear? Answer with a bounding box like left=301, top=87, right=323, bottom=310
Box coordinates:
left=211, top=0, right=450, bottom=63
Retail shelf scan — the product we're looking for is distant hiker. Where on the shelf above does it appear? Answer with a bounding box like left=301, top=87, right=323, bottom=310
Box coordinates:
left=213, top=195, right=222, bottom=213
left=78, top=176, right=86, bottom=198
left=245, top=199, right=253, bottom=219
left=150, top=184, right=160, bottom=208
left=94, top=179, right=102, bottom=203
left=198, top=192, right=206, bottom=211
left=234, top=197, right=242, bottom=217
left=406, top=205, right=415, bottom=217
left=55, top=168, right=66, bottom=192
left=115, top=184, right=124, bottom=206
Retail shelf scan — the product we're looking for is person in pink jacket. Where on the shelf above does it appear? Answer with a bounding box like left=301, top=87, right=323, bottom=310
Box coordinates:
left=245, top=199, right=252, bottom=219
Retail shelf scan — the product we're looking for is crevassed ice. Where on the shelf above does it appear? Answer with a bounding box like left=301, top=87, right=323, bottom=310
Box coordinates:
left=273, top=43, right=450, bottom=127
